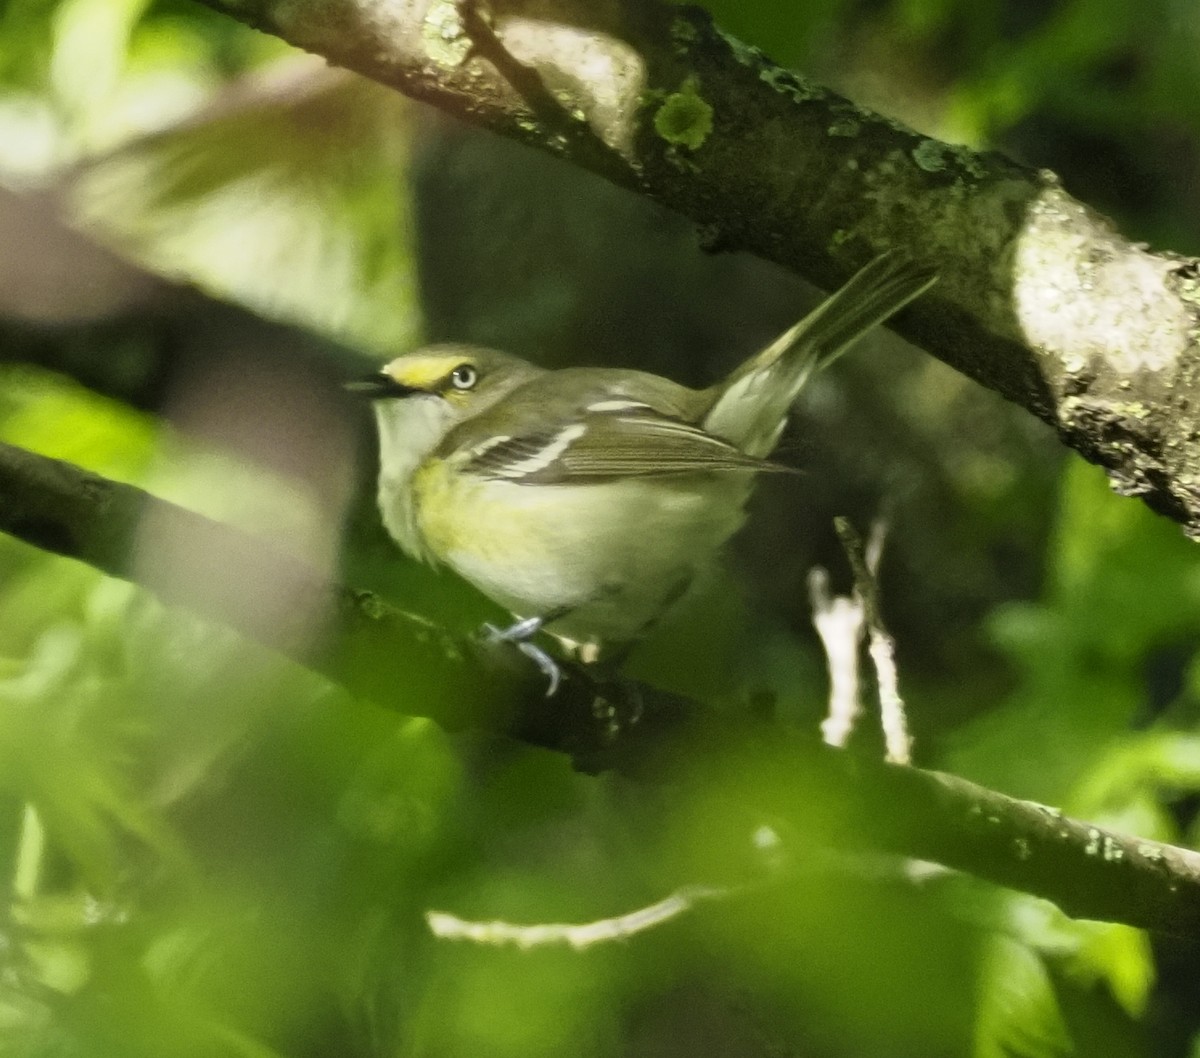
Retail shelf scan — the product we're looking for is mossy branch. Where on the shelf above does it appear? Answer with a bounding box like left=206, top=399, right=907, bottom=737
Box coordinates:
left=4, top=439, right=1200, bottom=936
left=186, top=0, right=1200, bottom=533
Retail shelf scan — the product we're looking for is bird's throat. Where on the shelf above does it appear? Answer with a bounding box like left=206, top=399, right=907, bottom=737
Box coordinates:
left=373, top=397, right=454, bottom=563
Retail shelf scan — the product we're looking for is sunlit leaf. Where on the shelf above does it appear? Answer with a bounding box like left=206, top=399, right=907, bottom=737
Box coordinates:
left=71, top=60, right=421, bottom=354
left=975, top=935, right=1073, bottom=1058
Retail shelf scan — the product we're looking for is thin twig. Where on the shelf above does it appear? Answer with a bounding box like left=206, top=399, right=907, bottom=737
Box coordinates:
left=808, top=566, right=866, bottom=748
left=426, top=883, right=731, bottom=950
left=834, top=517, right=911, bottom=765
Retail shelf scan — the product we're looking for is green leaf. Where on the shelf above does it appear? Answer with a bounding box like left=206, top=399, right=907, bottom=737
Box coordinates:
left=975, top=935, right=1073, bottom=1058
left=70, top=65, right=421, bottom=353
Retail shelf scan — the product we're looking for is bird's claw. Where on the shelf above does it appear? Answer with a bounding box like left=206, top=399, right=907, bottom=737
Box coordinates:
left=483, top=616, right=543, bottom=643
left=516, top=641, right=562, bottom=697
left=481, top=617, right=562, bottom=696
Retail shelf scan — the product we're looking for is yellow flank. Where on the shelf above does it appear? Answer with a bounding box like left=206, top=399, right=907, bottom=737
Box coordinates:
left=411, top=447, right=756, bottom=641
left=383, top=354, right=465, bottom=391
left=412, top=457, right=483, bottom=557
left=413, top=456, right=549, bottom=573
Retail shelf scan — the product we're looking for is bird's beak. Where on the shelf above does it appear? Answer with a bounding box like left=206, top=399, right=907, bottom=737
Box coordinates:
left=343, top=374, right=414, bottom=399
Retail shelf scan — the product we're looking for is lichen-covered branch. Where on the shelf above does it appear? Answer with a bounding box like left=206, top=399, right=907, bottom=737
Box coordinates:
left=4, top=439, right=1200, bottom=936
left=191, top=0, right=1200, bottom=532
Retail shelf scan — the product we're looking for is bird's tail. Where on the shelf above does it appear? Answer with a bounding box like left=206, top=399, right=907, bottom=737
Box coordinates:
left=703, top=252, right=937, bottom=457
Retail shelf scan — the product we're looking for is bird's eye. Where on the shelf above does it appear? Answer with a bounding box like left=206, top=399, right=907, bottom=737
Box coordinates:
left=450, top=364, right=478, bottom=390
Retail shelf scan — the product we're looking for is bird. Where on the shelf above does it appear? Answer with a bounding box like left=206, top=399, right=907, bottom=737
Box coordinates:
left=350, top=251, right=936, bottom=691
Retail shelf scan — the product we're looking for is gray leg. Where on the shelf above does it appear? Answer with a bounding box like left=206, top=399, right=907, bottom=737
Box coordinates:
left=482, top=609, right=572, bottom=696
left=484, top=614, right=548, bottom=643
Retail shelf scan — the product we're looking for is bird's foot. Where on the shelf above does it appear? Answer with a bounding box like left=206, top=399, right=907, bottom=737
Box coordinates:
left=483, top=615, right=563, bottom=696
left=483, top=615, right=545, bottom=644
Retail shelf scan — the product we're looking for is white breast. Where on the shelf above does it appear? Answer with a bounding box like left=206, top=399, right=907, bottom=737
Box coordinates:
left=373, top=396, right=455, bottom=563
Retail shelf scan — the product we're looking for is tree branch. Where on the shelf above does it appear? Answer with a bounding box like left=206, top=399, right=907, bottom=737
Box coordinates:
left=187, top=0, right=1200, bottom=532
left=4, top=439, right=1200, bottom=936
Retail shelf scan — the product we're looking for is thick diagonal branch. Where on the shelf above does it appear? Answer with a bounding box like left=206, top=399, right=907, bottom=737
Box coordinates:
left=190, top=0, right=1200, bottom=532
left=4, top=439, right=1200, bottom=936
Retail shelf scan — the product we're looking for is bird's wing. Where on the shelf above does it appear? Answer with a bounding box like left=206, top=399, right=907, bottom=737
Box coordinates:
left=459, top=403, right=794, bottom=485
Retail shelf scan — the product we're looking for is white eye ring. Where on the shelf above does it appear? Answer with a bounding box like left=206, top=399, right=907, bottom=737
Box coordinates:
left=450, top=364, right=478, bottom=390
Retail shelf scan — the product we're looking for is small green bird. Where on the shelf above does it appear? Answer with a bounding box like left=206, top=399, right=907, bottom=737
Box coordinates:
left=351, top=252, right=936, bottom=689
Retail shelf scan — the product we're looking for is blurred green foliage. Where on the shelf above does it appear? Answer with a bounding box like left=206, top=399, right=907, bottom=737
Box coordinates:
left=3, top=0, right=1200, bottom=1056
left=69, top=72, right=422, bottom=354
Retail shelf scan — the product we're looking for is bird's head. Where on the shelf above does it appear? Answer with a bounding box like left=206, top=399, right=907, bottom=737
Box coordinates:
left=347, top=345, right=542, bottom=476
